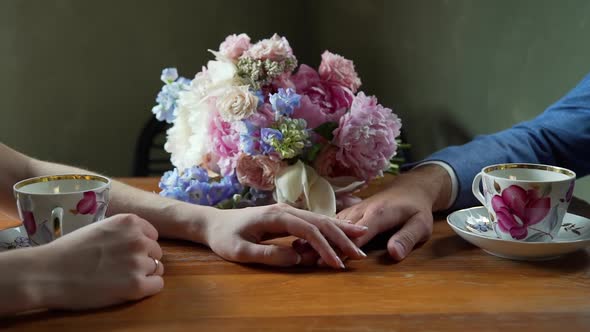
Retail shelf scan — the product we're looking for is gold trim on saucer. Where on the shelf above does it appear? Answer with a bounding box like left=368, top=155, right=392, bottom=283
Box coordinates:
left=14, top=174, right=110, bottom=190
left=483, top=164, right=575, bottom=177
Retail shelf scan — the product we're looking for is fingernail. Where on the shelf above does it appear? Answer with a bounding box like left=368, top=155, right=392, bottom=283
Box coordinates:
left=355, top=225, right=368, bottom=230
left=357, top=247, right=367, bottom=258
left=345, top=219, right=353, bottom=223
left=295, top=253, right=302, bottom=265
left=393, top=240, right=406, bottom=258
left=337, top=257, right=346, bottom=269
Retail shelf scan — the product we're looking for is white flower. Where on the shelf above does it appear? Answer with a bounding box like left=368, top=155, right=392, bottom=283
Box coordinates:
left=165, top=70, right=214, bottom=170
left=207, top=60, right=237, bottom=92
left=274, top=160, right=336, bottom=217
left=216, top=86, right=258, bottom=121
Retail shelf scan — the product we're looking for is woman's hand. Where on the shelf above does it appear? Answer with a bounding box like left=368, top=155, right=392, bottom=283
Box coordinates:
left=34, top=213, right=165, bottom=310
left=204, top=203, right=369, bottom=269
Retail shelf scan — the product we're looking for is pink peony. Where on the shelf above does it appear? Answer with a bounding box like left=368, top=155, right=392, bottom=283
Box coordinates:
left=209, top=112, right=241, bottom=175
left=492, top=185, right=551, bottom=240
left=319, top=51, right=362, bottom=93
left=242, top=34, right=294, bottom=62
left=313, top=145, right=354, bottom=178
left=236, top=154, right=285, bottom=191
left=219, top=33, right=251, bottom=61
left=333, top=92, right=401, bottom=181
left=291, top=65, right=353, bottom=128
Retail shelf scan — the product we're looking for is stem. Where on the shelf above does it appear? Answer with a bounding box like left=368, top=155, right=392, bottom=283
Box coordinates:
left=529, top=227, right=554, bottom=240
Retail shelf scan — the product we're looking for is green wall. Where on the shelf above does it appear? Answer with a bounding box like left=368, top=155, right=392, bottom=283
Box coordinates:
left=2, top=0, right=589, bottom=199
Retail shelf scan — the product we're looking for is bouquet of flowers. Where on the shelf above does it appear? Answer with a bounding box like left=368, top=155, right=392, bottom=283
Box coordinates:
left=151, top=33, right=405, bottom=216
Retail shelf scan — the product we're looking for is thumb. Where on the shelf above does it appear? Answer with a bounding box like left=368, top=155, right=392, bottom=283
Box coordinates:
left=387, top=213, right=432, bottom=261
left=240, top=243, right=302, bottom=267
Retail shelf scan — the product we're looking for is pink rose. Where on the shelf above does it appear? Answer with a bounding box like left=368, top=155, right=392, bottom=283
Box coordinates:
left=219, top=33, right=251, bottom=61
left=319, top=51, right=362, bottom=93
left=333, top=92, right=401, bottom=181
left=291, top=65, right=353, bottom=128
left=209, top=112, right=241, bottom=175
left=236, top=154, right=285, bottom=191
left=242, top=34, right=294, bottom=62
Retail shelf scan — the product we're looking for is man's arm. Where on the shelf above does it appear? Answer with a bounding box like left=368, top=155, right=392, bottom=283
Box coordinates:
left=425, top=72, right=590, bottom=209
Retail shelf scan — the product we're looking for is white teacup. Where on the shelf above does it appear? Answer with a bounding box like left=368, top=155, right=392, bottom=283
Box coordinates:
left=13, top=174, right=111, bottom=246
left=472, top=163, right=576, bottom=242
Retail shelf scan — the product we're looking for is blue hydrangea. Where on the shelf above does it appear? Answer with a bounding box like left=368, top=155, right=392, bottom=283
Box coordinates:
left=254, top=90, right=265, bottom=107
left=238, top=120, right=260, bottom=155
left=180, top=166, right=209, bottom=184
left=160, top=186, right=189, bottom=202
left=185, top=181, right=211, bottom=205
left=152, top=68, right=190, bottom=124
left=159, top=166, right=243, bottom=207
left=260, top=128, right=283, bottom=154
left=269, top=88, right=301, bottom=117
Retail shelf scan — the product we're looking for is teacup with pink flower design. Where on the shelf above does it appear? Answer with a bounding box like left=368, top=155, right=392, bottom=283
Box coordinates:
left=13, top=174, right=111, bottom=246
left=472, top=163, right=576, bottom=242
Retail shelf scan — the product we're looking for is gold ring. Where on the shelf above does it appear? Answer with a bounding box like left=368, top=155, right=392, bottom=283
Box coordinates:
left=152, top=258, right=160, bottom=275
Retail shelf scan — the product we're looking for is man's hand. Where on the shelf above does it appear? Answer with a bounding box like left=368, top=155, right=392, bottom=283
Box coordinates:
left=294, top=165, right=451, bottom=263
left=338, top=165, right=451, bottom=260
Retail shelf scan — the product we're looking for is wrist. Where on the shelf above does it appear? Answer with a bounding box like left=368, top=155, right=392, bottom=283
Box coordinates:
left=404, top=164, right=452, bottom=212
left=10, top=246, right=52, bottom=311
left=175, top=203, right=216, bottom=246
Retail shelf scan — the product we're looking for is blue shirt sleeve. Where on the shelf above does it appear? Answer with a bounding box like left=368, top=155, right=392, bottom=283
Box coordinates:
left=418, top=72, right=590, bottom=210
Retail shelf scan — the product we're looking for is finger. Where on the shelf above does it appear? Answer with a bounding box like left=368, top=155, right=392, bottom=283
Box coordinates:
left=387, top=213, right=433, bottom=261
left=350, top=205, right=407, bottom=248
left=283, top=206, right=368, bottom=245
left=140, top=256, right=165, bottom=276
left=273, top=213, right=344, bottom=269
left=337, top=205, right=364, bottom=223
left=138, top=217, right=159, bottom=241
left=292, top=239, right=320, bottom=266
left=146, top=239, right=163, bottom=260
left=237, top=242, right=302, bottom=267
left=284, top=208, right=366, bottom=261
left=138, top=276, right=165, bottom=299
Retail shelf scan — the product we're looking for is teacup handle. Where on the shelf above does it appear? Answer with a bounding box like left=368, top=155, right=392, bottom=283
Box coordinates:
left=472, top=173, right=486, bottom=206
left=51, top=207, right=64, bottom=239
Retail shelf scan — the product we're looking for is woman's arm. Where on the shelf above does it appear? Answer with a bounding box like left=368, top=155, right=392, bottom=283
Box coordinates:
left=0, top=143, right=368, bottom=269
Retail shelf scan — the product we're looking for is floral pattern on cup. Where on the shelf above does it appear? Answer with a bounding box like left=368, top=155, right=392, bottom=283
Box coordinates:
left=69, top=191, right=108, bottom=216
left=22, top=211, right=37, bottom=235
left=491, top=185, right=550, bottom=240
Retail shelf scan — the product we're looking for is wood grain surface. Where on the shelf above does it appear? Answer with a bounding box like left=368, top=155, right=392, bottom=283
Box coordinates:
left=2, top=177, right=589, bottom=331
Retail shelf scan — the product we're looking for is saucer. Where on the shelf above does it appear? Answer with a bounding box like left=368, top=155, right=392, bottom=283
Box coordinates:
left=447, top=206, right=590, bottom=261
left=0, top=225, right=30, bottom=252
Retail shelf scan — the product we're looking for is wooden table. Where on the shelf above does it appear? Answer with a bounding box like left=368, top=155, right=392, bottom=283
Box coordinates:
left=2, top=177, right=590, bottom=331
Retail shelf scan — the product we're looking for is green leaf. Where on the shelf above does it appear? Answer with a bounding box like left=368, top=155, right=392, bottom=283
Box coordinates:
left=313, top=122, right=339, bottom=141
left=305, top=144, right=322, bottom=162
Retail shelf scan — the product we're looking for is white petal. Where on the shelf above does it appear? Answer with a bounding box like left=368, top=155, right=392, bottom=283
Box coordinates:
left=275, top=161, right=304, bottom=204
left=307, top=170, right=336, bottom=217
left=327, top=176, right=366, bottom=194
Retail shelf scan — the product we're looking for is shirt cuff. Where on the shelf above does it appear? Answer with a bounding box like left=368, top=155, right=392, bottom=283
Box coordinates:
left=412, top=161, right=458, bottom=210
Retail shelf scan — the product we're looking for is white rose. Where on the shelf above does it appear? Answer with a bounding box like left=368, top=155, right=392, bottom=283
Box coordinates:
left=216, top=85, right=258, bottom=121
